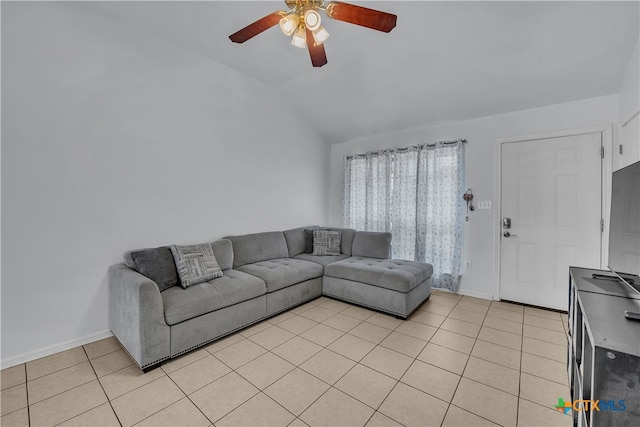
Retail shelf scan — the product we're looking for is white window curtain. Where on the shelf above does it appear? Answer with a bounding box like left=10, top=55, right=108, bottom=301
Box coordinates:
left=343, top=150, right=392, bottom=232
left=343, top=140, right=465, bottom=291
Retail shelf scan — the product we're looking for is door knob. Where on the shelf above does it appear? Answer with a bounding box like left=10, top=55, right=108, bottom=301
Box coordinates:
left=503, top=231, right=517, bottom=238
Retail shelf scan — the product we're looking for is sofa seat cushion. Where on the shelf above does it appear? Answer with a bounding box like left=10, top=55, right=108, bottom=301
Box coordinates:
left=161, top=269, right=266, bottom=325
left=324, top=257, right=433, bottom=293
left=237, top=258, right=323, bottom=292
left=294, top=253, right=350, bottom=267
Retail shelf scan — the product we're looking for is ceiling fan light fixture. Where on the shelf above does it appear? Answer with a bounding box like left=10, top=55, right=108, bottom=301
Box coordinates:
left=291, top=25, right=307, bottom=48
left=303, top=9, right=321, bottom=31
left=229, top=0, right=397, bottom=67
left=279, top=13, right=299, bottom=36
left=312, top=25, right=329, bottom=44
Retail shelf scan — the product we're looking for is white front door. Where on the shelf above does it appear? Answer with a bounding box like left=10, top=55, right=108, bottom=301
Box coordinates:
left=500, top=132, right=602, bottom=310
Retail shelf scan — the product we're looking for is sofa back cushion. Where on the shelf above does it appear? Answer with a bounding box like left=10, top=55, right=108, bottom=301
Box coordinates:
left=352, top=231, right=392, bottom=259
left=224, top=231, right=289, bottom=268
left=123, top=246, right=178, bottom=291
left=283, top=226, right=319, bottom=257
left=211, top=239, right=234, bottom=271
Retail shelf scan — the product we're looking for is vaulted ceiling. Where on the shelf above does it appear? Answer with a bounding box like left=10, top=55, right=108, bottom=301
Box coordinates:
left=93, top=1, right=638, bottom=143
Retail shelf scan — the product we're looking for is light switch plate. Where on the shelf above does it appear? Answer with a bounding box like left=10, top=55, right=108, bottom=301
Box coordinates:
left=477, top=201, right=492, bottom=210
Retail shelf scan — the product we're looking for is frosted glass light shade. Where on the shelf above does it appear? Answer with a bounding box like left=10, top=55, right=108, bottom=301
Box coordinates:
left=312, top=25, right=329, bottom=44
left=291, top=26, right=307, bottom=48
left=304, top=9, right=321, bottom=31
left=279, top=14, right=299, bottom=36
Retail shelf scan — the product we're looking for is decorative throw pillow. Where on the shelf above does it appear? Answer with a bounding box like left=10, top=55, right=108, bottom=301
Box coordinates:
left=170, top=243, right=223, bottom=288
left=304, top=229, right=315, bottom=254
left=313, top=229, right=342, bottom=256
left=124, top=246, right=178, bottom=292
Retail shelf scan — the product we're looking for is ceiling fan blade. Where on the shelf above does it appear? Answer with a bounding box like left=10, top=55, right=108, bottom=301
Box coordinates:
left=229, top=11, right=284, bottom=43
left=306, top=28, right=328, bottom=67
left=325, top=1, right=396, bottom=33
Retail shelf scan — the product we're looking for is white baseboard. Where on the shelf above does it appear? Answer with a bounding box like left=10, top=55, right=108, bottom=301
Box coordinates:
left=1, top=330, right=113, bottom=369
left=437, top=287, right=495, bottom=301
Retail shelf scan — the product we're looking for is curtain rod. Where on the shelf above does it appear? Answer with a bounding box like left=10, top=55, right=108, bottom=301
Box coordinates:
left=345, top=139, right=467, bottom=160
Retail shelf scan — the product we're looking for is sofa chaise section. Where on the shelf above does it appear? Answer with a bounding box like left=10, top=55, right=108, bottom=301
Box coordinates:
left=323, top=232, right=433, bottom=318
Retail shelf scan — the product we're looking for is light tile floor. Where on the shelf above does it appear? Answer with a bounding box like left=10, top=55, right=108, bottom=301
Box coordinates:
left=1, top=290, right=573, bottom=426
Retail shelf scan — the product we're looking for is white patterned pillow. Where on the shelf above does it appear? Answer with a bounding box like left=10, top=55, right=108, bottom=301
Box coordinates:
left=313, top=230, right=342, bottom=256
left=170, top=243, right=223, bottom=288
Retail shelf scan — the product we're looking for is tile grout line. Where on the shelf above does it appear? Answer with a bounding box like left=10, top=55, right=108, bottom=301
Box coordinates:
left=257, top=390, right=300, bottom=425
left=220, top=299, right=552, bottom=420
left=24, top=363, right=32, bottom=427
left=0, top=367, right=29, bottom=420
left=24, top=357, right=86, bottom=383
left=195, top=370, right=258, bottom=424
left=110, top=376, right=185, bottom=426
left=519, top=395, right=575, bottom=418
left=439, top=297, right=490, bottom=426
left=7, top=297, right=572, bottom=427
left=200, top=309, right=353, bottom=425
left=158, top=370, right=215, bottom=426
left=272, top=318, right=367, bottom=425
left=446, top=403, right=499, bottom=427
left=274, top=315, right=396, bottom=425
left=355, top=325, right=421, bottom=425
left=516, top=308, right=525, bottom=427
left=305, top=330, right=398, bottom=426
left=119, top=377, right=185, bottom=426
left=48, top=345, right=123, bottom=426
left=439, top=298, right=567, bottom=424
left=366, top=380, right=406, bottom=426
left=304, top=299, right=554, bottom=425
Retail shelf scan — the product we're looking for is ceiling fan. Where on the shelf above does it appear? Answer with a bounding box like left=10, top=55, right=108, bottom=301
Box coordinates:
left=229, top=0, right=397, bottom=67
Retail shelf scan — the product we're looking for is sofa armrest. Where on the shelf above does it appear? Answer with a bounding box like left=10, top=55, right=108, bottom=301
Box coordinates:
left=351, top=231, right=392, bottom=259
left=108, top=264, right=170, bottom=370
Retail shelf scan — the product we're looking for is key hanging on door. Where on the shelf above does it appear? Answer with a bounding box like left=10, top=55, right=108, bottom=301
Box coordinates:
left=463, top=189, right=474, bottom=221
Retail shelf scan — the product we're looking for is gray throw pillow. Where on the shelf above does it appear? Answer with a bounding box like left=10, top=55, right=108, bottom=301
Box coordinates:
left=170, top=243, right=223, bottom=288
left=313, top=230, right=342, bottom=256
left=304, top=229, right=315, bottom=254
left=124, top=246, right=178, bottom=292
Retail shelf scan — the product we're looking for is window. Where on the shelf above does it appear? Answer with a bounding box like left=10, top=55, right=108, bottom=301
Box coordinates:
left=343, top=140, right=465, bottom=291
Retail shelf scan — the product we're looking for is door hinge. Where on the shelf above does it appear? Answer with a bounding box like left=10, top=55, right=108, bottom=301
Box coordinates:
left=601, top=146, right=605, bottom=158
left=601, top=219, right=604, bottom=232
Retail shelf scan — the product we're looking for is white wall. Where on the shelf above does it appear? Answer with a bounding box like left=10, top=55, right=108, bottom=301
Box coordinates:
left=1, top=3, right=328, bottom=365
left=616, top=36, right=640, bottom=170
left=329, top=95, right=619, bottom=300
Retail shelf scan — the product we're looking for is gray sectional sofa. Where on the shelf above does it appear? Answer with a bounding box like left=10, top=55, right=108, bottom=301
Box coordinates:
left=108, top=226, right=433, bottom=371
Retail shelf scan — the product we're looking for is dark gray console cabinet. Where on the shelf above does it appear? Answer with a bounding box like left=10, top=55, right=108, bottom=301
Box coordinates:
left=568, top=267, right=640, bottom=427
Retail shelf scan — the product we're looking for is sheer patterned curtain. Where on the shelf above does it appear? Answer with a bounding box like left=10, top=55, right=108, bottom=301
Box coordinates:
left=416, top=142, right=465, bottom=291
left=343, top=140, right=465, bottom=291
left=390, top=148, right=418, bottom=259
left=343, top=150, right=392, bottom=232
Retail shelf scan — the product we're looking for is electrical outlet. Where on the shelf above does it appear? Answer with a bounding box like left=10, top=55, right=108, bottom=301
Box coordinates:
left=465, top=261, right=472, bottom=270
